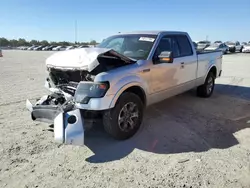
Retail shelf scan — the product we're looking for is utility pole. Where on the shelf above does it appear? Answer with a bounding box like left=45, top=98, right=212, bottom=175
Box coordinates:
left=74, top=20, right=77, bottom=44
left=206, top=35, right=208, bottom=41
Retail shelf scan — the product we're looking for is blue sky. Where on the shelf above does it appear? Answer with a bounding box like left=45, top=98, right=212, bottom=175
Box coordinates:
left=1, top=0, right=250, bottom=42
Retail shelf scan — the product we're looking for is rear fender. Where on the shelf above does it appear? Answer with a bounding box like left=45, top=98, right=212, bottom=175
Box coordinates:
left=205, top=65, right=217, bottom=81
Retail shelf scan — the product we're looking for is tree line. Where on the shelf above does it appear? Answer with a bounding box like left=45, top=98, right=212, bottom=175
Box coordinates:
left=0, top=37, right=98, bottom=47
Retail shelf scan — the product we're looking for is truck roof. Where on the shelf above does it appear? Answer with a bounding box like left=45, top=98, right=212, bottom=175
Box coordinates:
left=117, top=30, right=188, bottom=35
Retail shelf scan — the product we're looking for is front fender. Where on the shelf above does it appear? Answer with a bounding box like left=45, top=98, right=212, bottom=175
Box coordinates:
left=109, top=75, right=148, bottom=108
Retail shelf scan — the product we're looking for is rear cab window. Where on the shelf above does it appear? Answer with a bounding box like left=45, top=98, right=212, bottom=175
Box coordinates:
left=175, top=35, right=193, bottom=57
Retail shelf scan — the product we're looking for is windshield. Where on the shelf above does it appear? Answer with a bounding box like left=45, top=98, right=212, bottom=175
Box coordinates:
left=97, top=34, right=157, bottom=60
left=226, top=42, right=235, bottom=45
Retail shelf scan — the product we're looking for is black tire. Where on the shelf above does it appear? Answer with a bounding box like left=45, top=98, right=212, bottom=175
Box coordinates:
left=197, top=72, right=215, bottom=98
left=229, top=47, right=236, bottom=53
left=240, top=47, right=243, bottom=53
left=103, top=92, right=144, bottom=140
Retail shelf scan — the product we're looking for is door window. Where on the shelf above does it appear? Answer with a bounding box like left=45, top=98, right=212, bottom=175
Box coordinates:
left=154, top=36, right=180, bottom=60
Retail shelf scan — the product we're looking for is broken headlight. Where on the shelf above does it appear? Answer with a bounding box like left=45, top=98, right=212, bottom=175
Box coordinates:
left=74, top=82, right=110, bottom=104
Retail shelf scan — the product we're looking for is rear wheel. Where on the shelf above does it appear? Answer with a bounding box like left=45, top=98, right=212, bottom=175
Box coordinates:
left=103, top=92, right=144, bottom=140
left=197, top=72, right=215, bottom=98
left=229, top=47, right=236, bottom=53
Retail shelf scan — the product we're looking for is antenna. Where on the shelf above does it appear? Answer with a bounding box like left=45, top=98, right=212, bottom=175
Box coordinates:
left=75, top=20, right=78, bottom=44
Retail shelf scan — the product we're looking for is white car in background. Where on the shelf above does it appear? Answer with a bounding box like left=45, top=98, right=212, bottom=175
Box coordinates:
left=225, top=41, right=243, bottom=53
left=27, top=46, right=37, bottom=50
left=65, top=46, right=76, bottom=50
left=205, top=43, right=229, bottom=54
left=241, top=42, right=247, bottom=46
left=52, top=46, right=66, bottom=51
left=242, top=43, right=250, bottom=53
left=196, top=40, right=211, bottom=50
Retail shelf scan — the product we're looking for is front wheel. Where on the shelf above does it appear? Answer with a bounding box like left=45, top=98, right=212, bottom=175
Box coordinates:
left=197, top=72, right=215, bottom=98
left=103, top=92, right=144, bottom=140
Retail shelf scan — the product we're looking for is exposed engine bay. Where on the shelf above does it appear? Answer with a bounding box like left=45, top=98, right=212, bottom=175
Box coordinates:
left=46, top=49, right=136, bottom=96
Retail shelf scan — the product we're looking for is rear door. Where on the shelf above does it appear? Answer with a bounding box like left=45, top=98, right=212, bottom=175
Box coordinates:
left=175, top=35, right=197, bottom=85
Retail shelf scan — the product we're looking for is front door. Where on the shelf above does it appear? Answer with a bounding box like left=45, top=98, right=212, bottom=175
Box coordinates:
left=149, top=34, right=197, bottom=104
left=149, top=36, right=181, bottom=95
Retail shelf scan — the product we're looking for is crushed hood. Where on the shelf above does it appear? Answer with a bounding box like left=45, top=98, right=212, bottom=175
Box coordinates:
left=46, top=47, right=135, bottom=72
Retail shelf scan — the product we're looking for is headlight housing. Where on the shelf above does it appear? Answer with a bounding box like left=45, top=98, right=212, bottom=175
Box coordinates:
left=74, top=82, right=110, bottom=104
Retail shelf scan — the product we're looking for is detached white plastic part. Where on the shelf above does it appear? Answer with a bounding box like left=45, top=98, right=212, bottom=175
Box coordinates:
left=54, top=109, right=84, bottom=146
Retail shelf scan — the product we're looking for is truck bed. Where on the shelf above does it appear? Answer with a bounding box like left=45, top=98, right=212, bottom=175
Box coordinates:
left=196, top=49, right=222, bottom=79
left=196, top=49, right=222, bottom=54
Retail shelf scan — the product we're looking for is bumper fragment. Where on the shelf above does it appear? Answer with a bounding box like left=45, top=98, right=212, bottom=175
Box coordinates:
left=26, top=96, right=84, bottom=146
left=54, top=109, right=84, bottom=146
left=26, top=99, right=62, bottom=123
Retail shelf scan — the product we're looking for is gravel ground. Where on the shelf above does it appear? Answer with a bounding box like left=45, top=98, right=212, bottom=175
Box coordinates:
left=0, top=50, right=250, bottom=188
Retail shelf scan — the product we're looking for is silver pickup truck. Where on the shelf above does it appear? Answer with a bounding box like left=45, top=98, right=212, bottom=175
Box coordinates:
left=26, top=31, right=222, bottom=146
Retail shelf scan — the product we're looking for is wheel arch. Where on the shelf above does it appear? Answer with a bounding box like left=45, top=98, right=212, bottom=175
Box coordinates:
left=109, top=83, right=147, bottom=109
left=205, top=65, right=217, bottom=81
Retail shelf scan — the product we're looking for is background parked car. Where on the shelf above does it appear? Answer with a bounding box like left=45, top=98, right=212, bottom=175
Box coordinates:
left=241, top=42, right=247, bottom=46
left=22, top=46, right=29, bottom=50
left=214, top=40, right=223, bottom=44
left=225, top=41, right=243, bottom=53
left=205, top=43, right=229, bottom=54
left=42, top=46, right=50, bottom=51
left=52, top=46, right=66, bottom=51
left=44, top=45, right=57, bottom=51
left=78, top=45, right=89, bottom=48
left=192, top=41, right=198, bottom=50
left=196, top=40, right=211, bottom=50
left=33, top=45, right=47, bottom=51
left=27, top=45, right=37, bottom=50
left=242, top=43, right=250, bottom=53
left=65, top=46, right=77, bottom=50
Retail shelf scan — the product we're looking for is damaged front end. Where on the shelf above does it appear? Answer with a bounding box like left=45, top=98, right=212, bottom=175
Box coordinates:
left=26, top=48, right=135, bottom=146
left=26, top=92, right=84, bottom=146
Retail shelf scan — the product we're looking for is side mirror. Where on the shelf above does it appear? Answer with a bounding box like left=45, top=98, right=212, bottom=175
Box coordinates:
left=157, top=51, right=173, bottom=63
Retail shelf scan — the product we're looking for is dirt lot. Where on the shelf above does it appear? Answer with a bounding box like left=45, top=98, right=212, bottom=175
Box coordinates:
left=0, top=50, right=250, bottom=188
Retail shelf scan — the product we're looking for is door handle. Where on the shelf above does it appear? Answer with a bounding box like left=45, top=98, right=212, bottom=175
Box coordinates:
left=180, top=62, right=185, bottom=68
left=142, top=68, right=151, bottom=73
